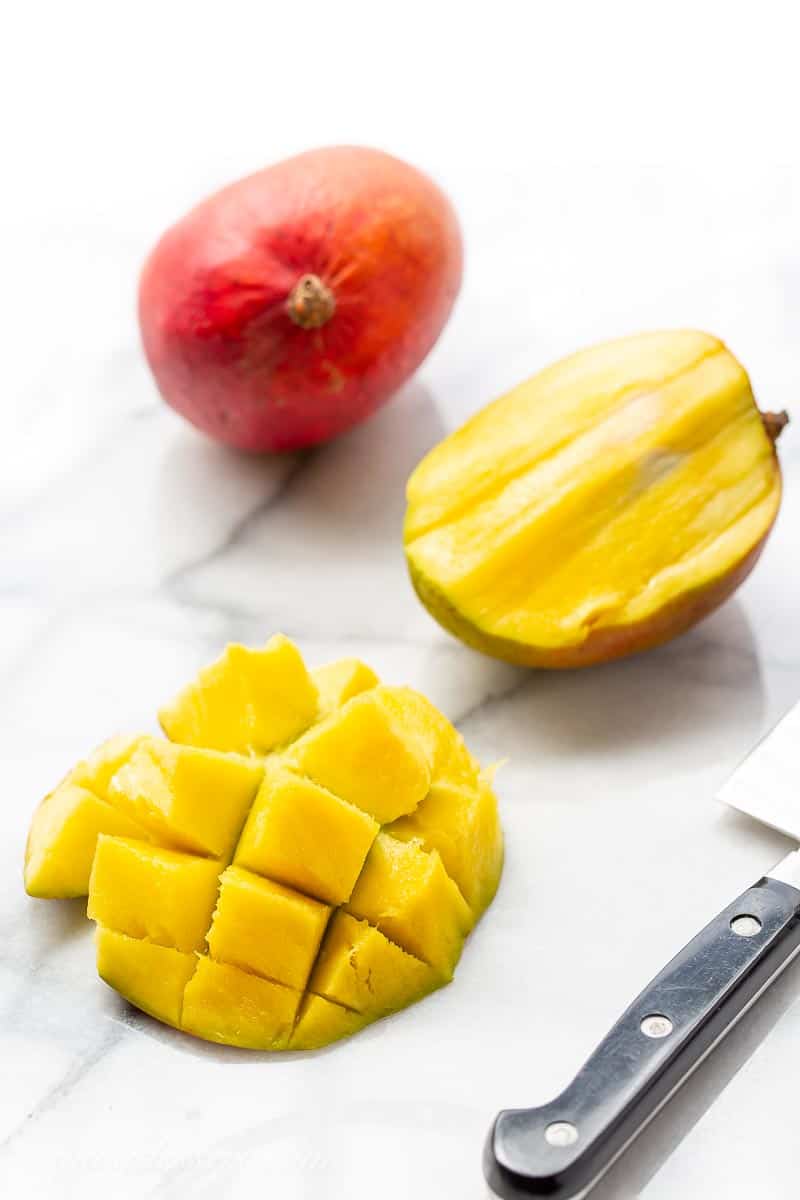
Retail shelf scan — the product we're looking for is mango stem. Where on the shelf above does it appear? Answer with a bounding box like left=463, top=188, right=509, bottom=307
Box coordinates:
left=286, top=274, right=335, bottom=330
left=762, top=410, right=790, bottom=443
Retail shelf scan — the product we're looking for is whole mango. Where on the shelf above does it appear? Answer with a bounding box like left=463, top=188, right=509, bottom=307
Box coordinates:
left=139, top=147, right=462, bottom=451
left=405, top=331, right=788, bottom=668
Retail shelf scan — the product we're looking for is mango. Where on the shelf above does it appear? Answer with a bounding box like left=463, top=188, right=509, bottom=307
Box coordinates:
left=107, top=740, right=263, bottom=858
left=404, top=331, right=787, bottom=668
left=24, top=638, right=503, bottom=1050
left=158, top=633, right=318, bottom=754
left=235, top=763, right=379, bottom=906
left=24, top=736, right=149, bottom=898
left=139, top=147, right=463, bottom=453
left=88, top=836, right=223, bottom=953
left=312, top=658, right=379, bottom=717
left=96, top=927, right=196, bottom=1027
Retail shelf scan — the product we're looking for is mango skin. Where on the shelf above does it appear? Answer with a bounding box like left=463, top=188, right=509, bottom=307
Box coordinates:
left=405, top=332, right=784, bottom=669
left=139, top=147, right=463, bottom=452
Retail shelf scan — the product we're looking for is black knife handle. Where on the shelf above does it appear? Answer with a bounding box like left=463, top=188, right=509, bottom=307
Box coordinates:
left=485, top=875, right=800, bottom=1199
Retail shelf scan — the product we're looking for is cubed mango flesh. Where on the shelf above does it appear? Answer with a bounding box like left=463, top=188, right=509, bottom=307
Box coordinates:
left=312, top=658, right=379, bottom=717
left=346, top=833, right=473, bottom=978
left=182, top=957, right=301, bottom=1050
left=206, top=866, right=330, bottom=990
left=25, top=785, right=150, bottom=899
left=25, top=637, right=503, bottom=1050
left=24, top=735, right=149, bottom=898
left=235, top=763, right=378, bottom=905
left=88, top=836, right=223, bottom=953
left=388, top=775, right=504, bottom=915
left=309, top=911, right=435, bottom=1013
left=107, top=740, right=263, bottom=858
left=290, top=995, right=367, bottom=1051
left=285, top=688, right=434, bottom=823
left=158, top=634, right=318, bottom=754
left=96, top=926, right=196, bottom=1028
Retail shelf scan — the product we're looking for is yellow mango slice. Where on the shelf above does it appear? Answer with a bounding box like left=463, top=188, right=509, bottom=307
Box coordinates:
left=107, top=739, right=263, bottom=858
left=182, top=956, right=301, bottom=1050
left=26, top=636, right=503, bottom=1052
left=96, top=926, right=196, bottom=1027
left=158, top=634, right=318, bottom=754
left=69, top=734, right=147, bottom=796
left=310, top=912, right=436, bottom=1015
left=25, top=785, right=150, bottom=899
left=346, top=833, right=472, bottom=979
left=206, top=866, right=330, bottom=990
left=286, top=688, right=433, bottom=823
left=389, top=777, right=504, bottom=917
left=88, top=836, right=222, bottom=953
left=376, top=686, right=481, bottom=789
left=235, top=763, right=378, bottom=906
left=312, top=658, right=379, bottom=717
left=25, top=735, right=149, bottom=899
left=290, top=995, right=367, bottom=1051
left=405, top=331, right=785, bottom=668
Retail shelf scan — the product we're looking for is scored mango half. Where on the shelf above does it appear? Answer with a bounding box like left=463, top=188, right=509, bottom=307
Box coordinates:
left=24, top=635, right=503, bottom=1050
left=405, top=330, right=787, bottom=668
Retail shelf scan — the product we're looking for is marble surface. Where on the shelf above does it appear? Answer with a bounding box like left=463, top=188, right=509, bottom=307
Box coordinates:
left=4, top=9, right=800, bottom=1198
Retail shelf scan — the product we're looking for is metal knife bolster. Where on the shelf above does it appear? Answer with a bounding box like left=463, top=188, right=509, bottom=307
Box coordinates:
left=485, top=864, right=800, bottom=1199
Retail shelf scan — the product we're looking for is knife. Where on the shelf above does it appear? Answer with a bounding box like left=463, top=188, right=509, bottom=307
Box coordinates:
left=484, top=701, right=800, bottom=1199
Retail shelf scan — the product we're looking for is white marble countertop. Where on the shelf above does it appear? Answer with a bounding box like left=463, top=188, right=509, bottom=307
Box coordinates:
left=4, top=7, right=800, bottom=1198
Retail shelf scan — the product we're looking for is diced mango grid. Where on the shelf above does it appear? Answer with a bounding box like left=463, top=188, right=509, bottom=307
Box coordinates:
left=85, top=646, right=488, bottom=1049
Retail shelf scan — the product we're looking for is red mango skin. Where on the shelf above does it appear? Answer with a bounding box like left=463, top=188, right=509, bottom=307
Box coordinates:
left=138, top=146, right=463, bottom=452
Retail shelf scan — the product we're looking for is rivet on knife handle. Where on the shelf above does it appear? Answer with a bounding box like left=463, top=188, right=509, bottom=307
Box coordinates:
left=484, top=857, right=800, bottom=1199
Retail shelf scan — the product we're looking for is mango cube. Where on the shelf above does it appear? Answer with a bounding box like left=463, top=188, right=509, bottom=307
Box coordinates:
left=25, top=637, right=503, bottom=1051
left=182, top=957, right=301, bottom=1050
left=88, top=836, right=223, bottom=953
left=107, top=739, right=263, bottom=858
left=235, top=763, right=378, bottom=905
left=290, top=995, right=367, bottom=1051
left=347, top=833, right=472, bottom=979
left=68, top=734, right=146, bottom=793
left=24, top=735, right=149, bottom=899
left=25, top=785, right=150, bottom=899
left=206, top=866, right=330, bottom=990
left=96, top=926, right=196, bottom=1027
left=389, top=777, right=504, bottom=915
left=312, top=658, right=379, bottom=717
left=310, top=912, right=435, bottom=1014
left=158, top=634, right=318, bottom=754
left=286, top=688, right=433, bottom=822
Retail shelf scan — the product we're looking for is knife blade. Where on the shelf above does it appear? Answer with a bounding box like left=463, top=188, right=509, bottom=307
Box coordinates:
left=484, top=701, right=800, bottom=1200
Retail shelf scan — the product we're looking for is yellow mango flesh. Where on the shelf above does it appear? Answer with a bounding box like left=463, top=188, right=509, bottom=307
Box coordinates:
left=404, top=331, right=783, bottom=666
left=96, top=926, right=196, bottom=1028
left=346, top=833, right=473, bottom=978
left=107, top=739, right=263, bottom=858
left=285, top=688, right=435, bottom=823
left=309, top=912, right=435, bottom=1013
left=290, top=995, right=367, bottom=1051
left=182, top=957, right=301, bottom=1050
left=206, top=866, right=330, bottom=990
left=158, top=633, right=319, bottom=754
left=389, top=776, right=504, bottom=915
left=312, top=658, right=379, bottom=717
left=26, top=638, right=503, bottom=1050
left=235, top=763, right=379, bottom=906
left=88, top=836, right=223, bottom=953
left=24, top=736, right=149, bottom=898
